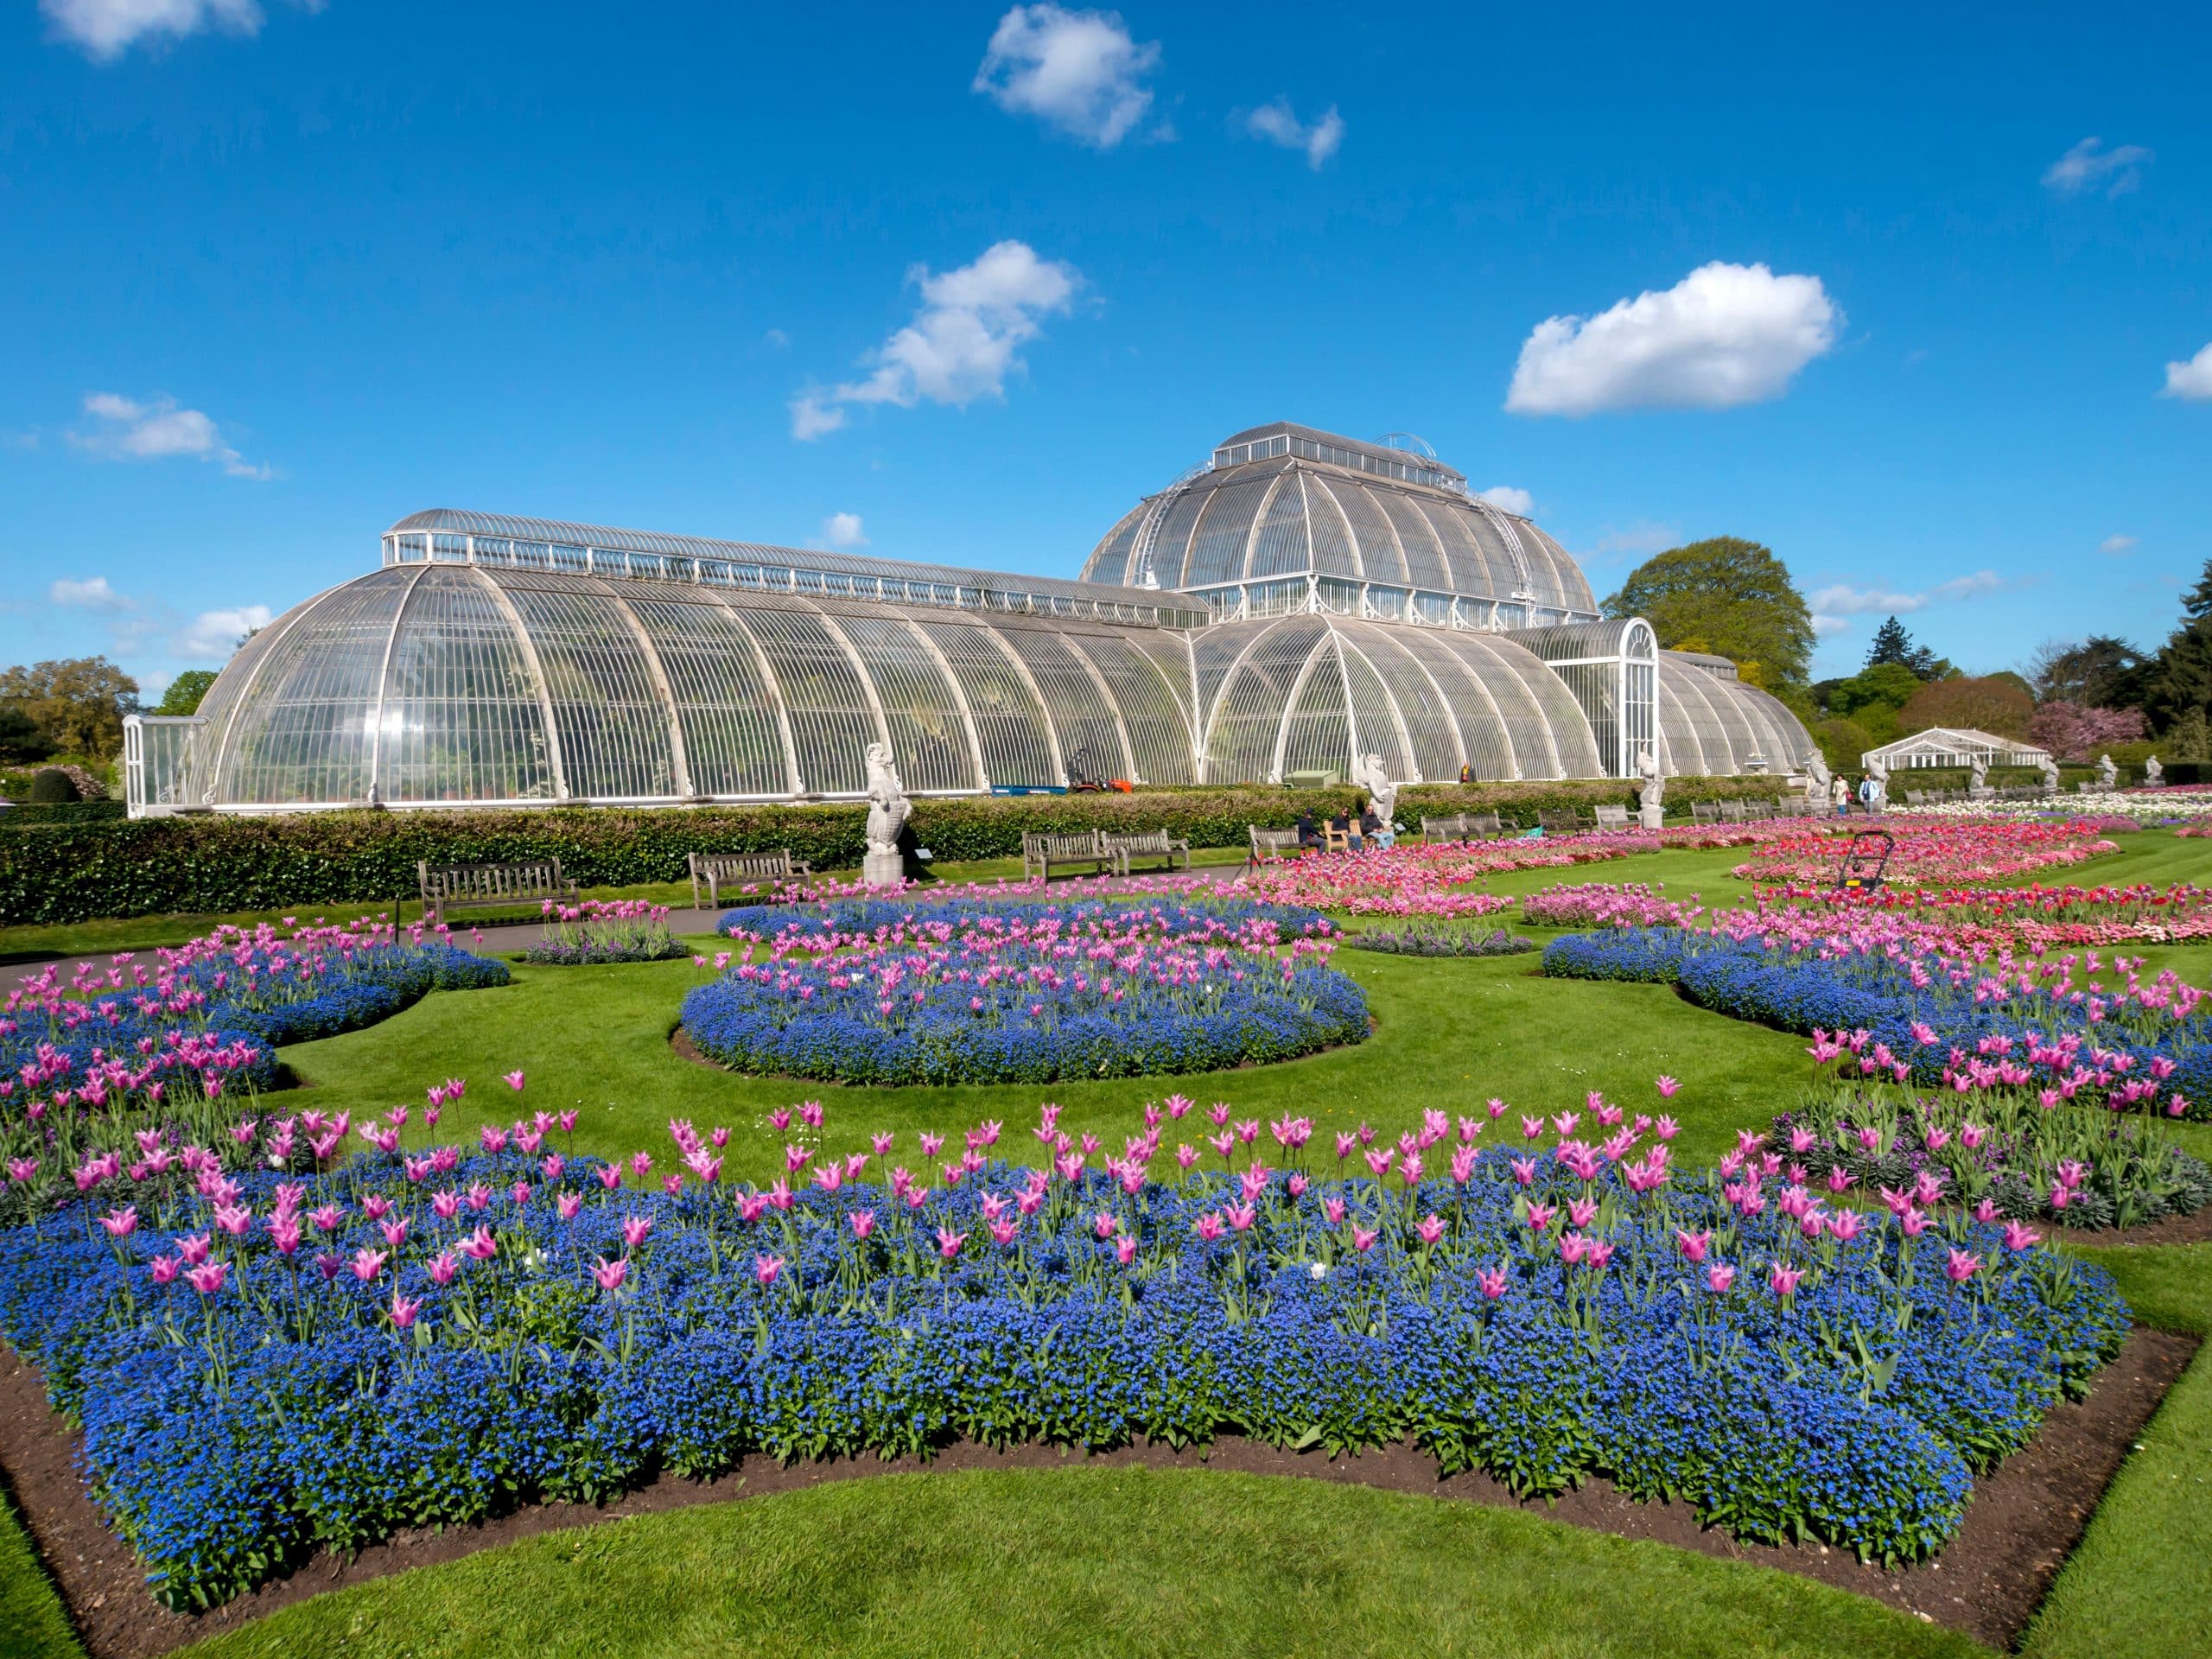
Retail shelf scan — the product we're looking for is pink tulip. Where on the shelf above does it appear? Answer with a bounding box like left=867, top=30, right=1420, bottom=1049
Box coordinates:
left=1706, top=1262, right=1736, bottom=1293
left=504, top=1070, right=526, bottom=1091
left=753, top=1254, right=784, bottom=1287
left=1351, top=1225, right=1379, bottom=1253
left=594, top=1256, right=631, bottom=1293
left=620, top=1214, right=653, bottom=1250
left=1945, top=1248, right=1983, bottom=1283
left=460, top=1226, right=498, bottom=1261
left=184, top=1260, right=228, bottom=1295
left=1414, top=1214, right=1446, bottom=1247
left=351, top=1248, right=388, bottom=1282
left=1768, top=1262, right=1804, bottom=1299
left=428, top=1250, right=459, bottom=1286
left=1655, top=1075, right=1680, bottom=1097
left=1193, top=1213, right=1225, bottom=1243
left=389, top=1293, right=423, bottom=1330
left=1674, top=1228, right=1710, bottom=1263
left=2001, top=1220, right=2042, bottom=1251
left=1476, top=1268, right=1509, bottom=1300
left=149, top=1254, right=181, bottom=1285
left=1114, top=1235, right=1137, bottom=1267
left=849, top=1210, right=877, bottom=1240
left=934, top=1226, right=966, bottom=1259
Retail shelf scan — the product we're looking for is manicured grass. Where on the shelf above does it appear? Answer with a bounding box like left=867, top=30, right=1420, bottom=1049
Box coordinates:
left=276, top=923, right=1816, bottom=1176
left=0, top=1486, right=80, bottom=1659
left=2023, top=1243, right=2212, bottom=1659
left=174, top=1467, right=1984, bottom=1659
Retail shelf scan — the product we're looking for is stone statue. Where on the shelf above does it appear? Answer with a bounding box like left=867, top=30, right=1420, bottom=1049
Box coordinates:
left=2145, top=754, right=2165, bottom=788
left=1635, top=744, right=1665, bottom=830
left=1352, top=753, right=1397, bottom=829
left=2096, top=753, right=2119, bottom=790
left=862, top=742, right=910, bottom=887
left=2037, top=753, right=2060, bottom=797
left=1864, top=754, right=1889, bottom=814
left=1803, top=750, right=1831, bottom=803
left=1967, top=753, right=1991, bottom=799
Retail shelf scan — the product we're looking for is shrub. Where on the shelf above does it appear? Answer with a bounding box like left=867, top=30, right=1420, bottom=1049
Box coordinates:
left=0, top=777, right=1785, bottom=926
left=26, top=767, right=77, bottom=804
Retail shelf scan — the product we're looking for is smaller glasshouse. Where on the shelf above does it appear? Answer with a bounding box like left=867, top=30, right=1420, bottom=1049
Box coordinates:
left=1862, top=728, right=2052, bottom=772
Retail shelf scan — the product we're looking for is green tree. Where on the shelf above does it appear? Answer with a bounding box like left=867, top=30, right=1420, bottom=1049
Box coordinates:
left=156, top=670, right=219, bottom=716
left=2145, top=559, right=2212, bottom=734
left=1601, top=537, right=1815, bottom=688
left=0, top=657, right=139, bottom=759
left=2026, top=635, right=2146, bottom=709
left=1897, top=674, right=2035, bottom=739
left=0, top=702, right=55, bottom=764
left=1863, top=615, right=1951, bottom=681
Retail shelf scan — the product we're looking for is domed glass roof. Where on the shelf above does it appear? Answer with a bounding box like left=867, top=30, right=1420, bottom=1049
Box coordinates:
left=1080, top=423, right=1598, bottom=624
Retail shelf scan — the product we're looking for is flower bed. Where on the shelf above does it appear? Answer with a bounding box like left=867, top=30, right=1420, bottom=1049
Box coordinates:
left=0, top=1093, right=2128, bottom=1607
left=1897, top=791, right=2212, bottom=826
left=518, top=899, right=686, bottom=965
left=1345, top=922, right=1535, bottom=958
left=1751, top=881, right=2212, bottom=947
left=1520, top=881, right=1704, bottom=930
left=1234, top=838, right=1642, bottom=918
left=1, top=922, right=508, bottom=1217
left=1543, top=911, right=2212, bottom=1119
left=687, top=900, right=1365, bottom=1084
left=1727, top=820, right=2124, bottom=886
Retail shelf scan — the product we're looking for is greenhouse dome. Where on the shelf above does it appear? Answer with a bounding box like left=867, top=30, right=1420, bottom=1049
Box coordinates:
left=124, top=426, right=1817, bottom=816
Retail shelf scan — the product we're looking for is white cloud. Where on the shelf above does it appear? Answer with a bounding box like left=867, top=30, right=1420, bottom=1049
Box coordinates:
left=173, top=605, right=272, bottom=661
left=2163, top=342, right=2212, bottom=401
left=762, top=327, right=791, bottom=350
left=791, top=240, right=1082, bottom=440
left=2043, top=137, right=2153, bottom=199
left=1808, top=582, right=1929, bottom=617
left=823, top=512, right=868, bottom=549
left=50, top=575, right=130, bottom=611
left=1475, top=485, right=1534, bottom=516
left=71, top=392, right=270, bottom=479
left=974, top=5, right=1160, bottom=148
left=2100, top=534, right=2138, bottom=556
left=1505, top=262, right=1840, bottom=417
left=1808, top=569, right=2008, bottom=636
left=1245, top=99, right=1344, bottom=169
left=41, top=0, right=286, bottom=60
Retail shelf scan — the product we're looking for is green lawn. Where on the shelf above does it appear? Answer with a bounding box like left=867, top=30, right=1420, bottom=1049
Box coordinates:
left=7, top=829, right=2212, bottom=1658
left=172, top=1467, right=1984, bottom=1659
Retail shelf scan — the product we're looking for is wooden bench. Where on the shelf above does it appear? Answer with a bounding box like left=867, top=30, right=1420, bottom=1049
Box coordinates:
left=1102, top=828, right=1191, bottom=874
left=1592, top=804, right=1630, bottom=830
left=1719, top=798, right=1748, bottom=823
left=417, top=858, right=577, bottom=925
left=1690, top=799, right=1721, bottom=824
left=688, top=849, right=813, bottom=908
left=1022, top=830, right=1118, bottom=882
left=1248, top=825, right=1305, bottom=868
left=1421, top=811, right=1506, bottom=843
left=1535, top=809, right=1586, bottom=836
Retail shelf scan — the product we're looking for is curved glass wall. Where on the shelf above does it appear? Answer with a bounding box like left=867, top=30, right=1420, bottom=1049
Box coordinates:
left=1656, top=652, right=1816, bottom=777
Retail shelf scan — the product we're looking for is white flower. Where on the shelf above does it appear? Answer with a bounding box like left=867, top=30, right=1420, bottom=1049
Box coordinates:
left=1308, top=1261, right=1328, bottom=1280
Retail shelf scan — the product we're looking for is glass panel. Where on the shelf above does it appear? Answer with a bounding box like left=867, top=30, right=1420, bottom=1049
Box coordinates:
left=1062, top=631, right=1197, bottom=785
left=829, top=611, right=982, bottom=793
left=626, top=594, right=794, bottom=796
left=1182, top=477, right=1272, bottom=588
left=1372, top=491, right=1452, bottom=593
left=738, top=606, right=879, bottom=795
left=1245, top=474, right=1312, bottom=579
left=380, top=569, right=556, bottom=803
left=1324, top=480, right=1409, bottom=585
left=1303, top=479, right=1361, bottom=578
left=995, top=625, right=1131, bottom=782
left=912, top=618, right=1058, bottom=788
left=499, top=580, right=677, bottom=799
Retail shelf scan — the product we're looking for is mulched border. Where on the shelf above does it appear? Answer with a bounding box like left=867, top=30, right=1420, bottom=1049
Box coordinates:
left=0, top=1325, right=2193, bottom=1658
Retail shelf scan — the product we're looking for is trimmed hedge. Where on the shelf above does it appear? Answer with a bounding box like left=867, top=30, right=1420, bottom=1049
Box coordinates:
left=0, top=798, right=126, bottom=825
left=0, top=777, right=1783, bottom=925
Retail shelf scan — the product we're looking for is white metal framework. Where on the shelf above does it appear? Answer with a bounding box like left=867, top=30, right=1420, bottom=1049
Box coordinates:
left=1862, top=728, right=2052, bottom=771
left=123, top=426, right=1821, bottom=817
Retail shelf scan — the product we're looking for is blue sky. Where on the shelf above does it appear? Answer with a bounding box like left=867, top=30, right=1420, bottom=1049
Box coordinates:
left=4, top=0, right=2209, bottom=696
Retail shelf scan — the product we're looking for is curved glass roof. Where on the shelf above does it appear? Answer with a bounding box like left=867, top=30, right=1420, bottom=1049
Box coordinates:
left=1079, top=424, right=1598, bottom=620
left=1656, top=652, right=1816, bottom=777
left=155, top=564, right=1656, bottom=810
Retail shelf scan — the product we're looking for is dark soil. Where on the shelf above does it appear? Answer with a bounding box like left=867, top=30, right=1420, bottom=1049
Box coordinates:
left=2047, top=1205, right=2212, bottom=1247
left=0, top=1326, right=2193, bottom=1659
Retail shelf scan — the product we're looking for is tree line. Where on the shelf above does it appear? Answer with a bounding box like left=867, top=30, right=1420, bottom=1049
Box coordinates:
left=1603, top=537, right=2212, bottom=772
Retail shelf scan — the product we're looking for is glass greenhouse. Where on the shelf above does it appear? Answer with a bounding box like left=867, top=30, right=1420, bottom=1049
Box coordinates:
left=124, top=423, right=1817, bottom=816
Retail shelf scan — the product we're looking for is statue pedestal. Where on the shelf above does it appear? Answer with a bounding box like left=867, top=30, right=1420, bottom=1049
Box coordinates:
left=862, top=850, right=904, bottom=890
left=1638, top=804, right=1664, bottom=831
left=1967, top=786, right=1993, bottom=802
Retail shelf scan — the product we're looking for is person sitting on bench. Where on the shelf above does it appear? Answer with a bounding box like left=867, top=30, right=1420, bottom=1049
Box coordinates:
left=1295, top=809, right=1320, bottom=850
left=1361, top=804, right=1393, bottom=850
left=1331, top=809, right=1363, bottom=851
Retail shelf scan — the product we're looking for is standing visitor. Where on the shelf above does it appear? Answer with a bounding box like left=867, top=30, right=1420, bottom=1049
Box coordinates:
left=1830, top=773, right=1851, bottom=817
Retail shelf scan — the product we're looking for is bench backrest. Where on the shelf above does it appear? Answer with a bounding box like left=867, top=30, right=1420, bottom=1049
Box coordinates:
left=1718, top=798, right=1746, bottom=821
left=691, top=850, right=795, bottom=878
left=1103, top=829, right=1173, bottom=851
left=1026, top=830, right=1104, bottom=855
left=1420, top=814, right=1466, bottom=840
left=419, top=859, right=568, bottom=900
left=1592, top=804, right=1629, bottom=828
left=1690, top=800, right=1719, bottom=823
left=1249, top=826, right=1301, bottom=855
